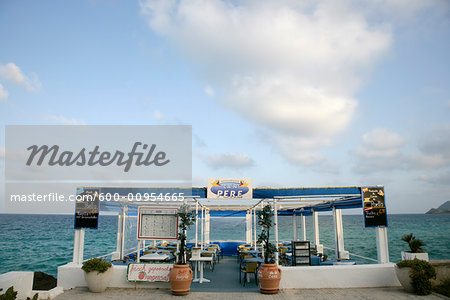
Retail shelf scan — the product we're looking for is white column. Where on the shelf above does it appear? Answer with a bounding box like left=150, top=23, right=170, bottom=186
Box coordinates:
left=253, top=209, right=257, bottom=250
left=201, top=207, right=204, bottom=250
left=292, top=211, right=297, bottom=241
left=273, top=199, right=279, bottom=265
left=333, top=207, right=349, bottom=260
left=313, top=210, right=323, bottom=254
left=72, top=228, right=85, bottom=264
left=137, top=240, right=141, bottom=262
left=121, top=206, right=128, bottom=258
left=301, top=214, right=306, bottom=241
left=246, top=210, right=252, bottom=244
left=115, top=213, right=123, bottom=259
left=205, top=210, right=210, bottom=245
left=376, top=227, right=390, bottom=263
left=195, top=201, right=199, bottom=247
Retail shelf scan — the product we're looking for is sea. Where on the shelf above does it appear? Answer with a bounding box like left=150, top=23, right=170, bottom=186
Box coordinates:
left=0, top=213, right=449, bottom=277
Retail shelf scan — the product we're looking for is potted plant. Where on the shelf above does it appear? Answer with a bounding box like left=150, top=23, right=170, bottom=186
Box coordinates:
left=256, top=204, right=281, bottom=294
left=395, top=258, right=436, bottom=295
left=169, top=204, right=194, bottom=295
left=401, top=233, right=429, bottom=261
left=82, top=257, right=113, bottom=293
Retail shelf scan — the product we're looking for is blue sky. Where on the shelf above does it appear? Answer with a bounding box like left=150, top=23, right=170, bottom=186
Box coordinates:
left=0, top=0, right=449, bottom=214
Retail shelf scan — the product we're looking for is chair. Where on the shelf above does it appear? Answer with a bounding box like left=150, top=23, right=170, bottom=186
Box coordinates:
left=201, top=251, right=215, bottom=271
left=240, top=261, right=258, bottom=286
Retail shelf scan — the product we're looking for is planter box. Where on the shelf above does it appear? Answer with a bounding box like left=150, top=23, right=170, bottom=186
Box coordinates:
left=395, top=265, right=414, bottom=293
left=401, top=251, right=429, bottom=261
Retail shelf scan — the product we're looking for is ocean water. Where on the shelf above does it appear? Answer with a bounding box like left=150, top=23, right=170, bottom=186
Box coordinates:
left=0, top=213, right=449, bottom=277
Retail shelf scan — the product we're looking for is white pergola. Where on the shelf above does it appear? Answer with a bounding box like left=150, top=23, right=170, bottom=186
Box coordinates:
left=72, top=186, right=389, bottom=266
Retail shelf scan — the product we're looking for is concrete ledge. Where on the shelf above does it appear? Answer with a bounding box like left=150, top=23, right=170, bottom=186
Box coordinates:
left=57, top=263, right=170, bottom=290
left=0, top=271, right=34, bottom=300
left=430, top=260, right=450, bottom=286
left=280, top=263, right=401, bottom=289
left=32, top=286, right=64, bottom=299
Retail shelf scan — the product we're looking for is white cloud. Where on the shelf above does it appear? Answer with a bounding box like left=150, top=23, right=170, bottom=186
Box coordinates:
left=140, top=0, right=393, bottom=167
left=204, top=85, right=215, bottom=97
left=0, top=147, right=5, bottom=159
left=352, top=126, right=450, bottom=173
left=352, top=128, right=407, bottom=173
left=0, top=84, right=8, bottom=102
left=199, top=152, right=255, bottom=170
left=0, top=62, right=42, bottom=92
left=153, top=110, right=164, bottom=121
left=45, top=115, right=86, bottom=125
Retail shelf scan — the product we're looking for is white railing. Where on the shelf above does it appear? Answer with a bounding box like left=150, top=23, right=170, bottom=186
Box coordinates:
left=322, top=246, right=378, bottom=263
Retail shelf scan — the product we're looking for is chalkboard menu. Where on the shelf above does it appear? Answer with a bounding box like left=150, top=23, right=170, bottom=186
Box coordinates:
left=362, top=186, right=387, bottom=227
left=74, top=188, right=100, bottom=229
left=137, top=207, right=178, bottom=240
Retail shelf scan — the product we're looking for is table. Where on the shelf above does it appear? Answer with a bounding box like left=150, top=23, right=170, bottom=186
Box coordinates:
left=189, top=257, right=213, bottom=283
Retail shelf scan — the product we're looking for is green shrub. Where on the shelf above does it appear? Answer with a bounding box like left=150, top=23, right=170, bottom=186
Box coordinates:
left=82, top=258, right=112, bottom=273
left=397, top=259, right=436, bottom=295
left=433, top=278, right=450, bottom=297
left=0, top=286, right=18, bottom=300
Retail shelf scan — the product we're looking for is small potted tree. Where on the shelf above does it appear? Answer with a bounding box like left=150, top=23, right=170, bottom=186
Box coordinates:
left=401, top=233, right=429, bottom=261
left=168, top=204, right=195, bottom=295
left=396, top=258, right=436, bottom=295
left=82, top=257, right=113, bottom=293
left=257, top=204, right=281, bottom=294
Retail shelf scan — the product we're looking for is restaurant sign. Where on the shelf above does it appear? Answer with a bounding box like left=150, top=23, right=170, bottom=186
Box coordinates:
left=74, top=188, right=99, bottom=229
left=127, top=263, right=173, bottom=282
left=207, top=178, right=252, bottom=199
left=362, top=186, right=387, bottom=227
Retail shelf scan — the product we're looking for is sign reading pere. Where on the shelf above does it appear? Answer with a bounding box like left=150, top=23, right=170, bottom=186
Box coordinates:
left=362, top=186, right=387, bottom=227
left=207, top=179, right=252, bottom=199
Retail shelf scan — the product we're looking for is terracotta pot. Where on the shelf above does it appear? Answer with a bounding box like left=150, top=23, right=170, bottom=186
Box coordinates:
left=169, top=264, right=193, bottom=296
left=257, top=263, right=282, bottom=294
left=84, top=267, right=113, bottom=293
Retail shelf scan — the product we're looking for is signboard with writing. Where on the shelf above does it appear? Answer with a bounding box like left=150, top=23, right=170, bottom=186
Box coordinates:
left=362, top=186, right=387, bottom=227
left=74, top=188, right=99, bottom=229
left=207, top=178, right=253, bottom=199
left=137, top=207, right=178, bottom=240
left=127, top=263, right=173, bottom=282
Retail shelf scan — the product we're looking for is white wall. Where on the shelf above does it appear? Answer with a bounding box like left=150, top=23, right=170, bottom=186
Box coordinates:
left=57, top=263, right=170, bottom=290
left=0, top=271, right=33, bottom=299
left=280, top=263, right=401, bottom=289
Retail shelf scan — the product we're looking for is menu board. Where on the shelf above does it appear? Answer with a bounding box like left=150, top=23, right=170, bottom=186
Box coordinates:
left=362, top=187, right=387, bottom=227
left=137, top=207, right=178, bottom=240
left=74, top=188, right=100, bottom=229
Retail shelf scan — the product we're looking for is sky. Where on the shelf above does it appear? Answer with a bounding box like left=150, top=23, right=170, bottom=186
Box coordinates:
left=0, top=0, right=449, bottom=214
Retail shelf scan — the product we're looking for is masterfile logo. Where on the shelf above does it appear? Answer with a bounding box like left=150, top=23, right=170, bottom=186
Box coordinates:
left=6, top=125, right=191, bottom=181
left=26, top=142, right=170, bottom=172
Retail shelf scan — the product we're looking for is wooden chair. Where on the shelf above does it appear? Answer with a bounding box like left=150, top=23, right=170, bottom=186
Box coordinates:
left=240, top=261, right=258, bottom=286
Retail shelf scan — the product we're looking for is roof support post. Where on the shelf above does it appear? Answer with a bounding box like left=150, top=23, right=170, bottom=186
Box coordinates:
left=72, top=228, right=85, bottom=264
left=313, top=210, right=323, bottom=255
left=195, top=200, right=199, bottom=247
left=253, top=209, right=257, bottom=250
left=333, top=207, right=349, bottom=260
left=376, top=227, right=390, bottom=264
left=201, top=206, right=204, bottom=250
left=205, top=209, right=210, bottom=245
left=301, top=214, right=306, bottom=241
left=273, top=199, right=279, bottom=265
left=292, top=211, right=297, bottom=241
left=246, top=210, right=252, bottom=244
